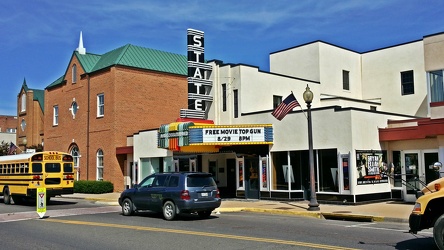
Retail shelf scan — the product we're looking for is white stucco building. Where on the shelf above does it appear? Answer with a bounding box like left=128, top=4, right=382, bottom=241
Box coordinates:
left=123, top=31, right=444, bottom=204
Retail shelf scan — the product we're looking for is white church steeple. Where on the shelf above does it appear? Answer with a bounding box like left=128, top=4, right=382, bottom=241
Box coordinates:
left=76, top=31, right=86, bottom=55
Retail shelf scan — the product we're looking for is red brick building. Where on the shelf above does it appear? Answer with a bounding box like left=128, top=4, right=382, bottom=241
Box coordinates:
left=0, top=115, right=17, bottom=146
left=42, top=39, right=187, bottom=191
left=16, top=80, right=45, bottom=151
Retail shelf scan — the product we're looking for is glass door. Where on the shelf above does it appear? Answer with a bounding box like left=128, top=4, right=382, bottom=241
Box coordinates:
left=401, top=151, right=422, bottom=202
left=245, top=157, right=259, bottom=199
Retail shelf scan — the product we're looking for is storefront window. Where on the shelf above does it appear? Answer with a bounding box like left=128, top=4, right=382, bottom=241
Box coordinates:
left=289, top=151, right=304, bottom=190
left=140, top=158, right=151, bottom=180
left=164, top=157, right=174, bottom=172
left=271, top=151, right=288, bottom=190
left=318, top=149, right=338, bottom=192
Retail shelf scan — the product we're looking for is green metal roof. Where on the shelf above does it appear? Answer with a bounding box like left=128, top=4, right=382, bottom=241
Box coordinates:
left=75, top=52, right=101, bottom=73
left=46, top=44, right=187, bottom=89
left=91, top=44, right=187, bottom=75
left=46, top=75, right=65, bottom=89
left=21, top=79, right=45, bottom=113
left=31, top=89, right=44, bottom=112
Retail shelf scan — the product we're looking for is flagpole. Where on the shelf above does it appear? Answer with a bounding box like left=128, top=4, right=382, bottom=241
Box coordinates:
left=290, top=90, right=307, bottom=119
left=299, top=106, right=307, bottom=119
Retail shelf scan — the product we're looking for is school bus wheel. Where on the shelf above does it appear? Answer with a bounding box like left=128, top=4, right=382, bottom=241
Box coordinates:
left=434, top=214, right=444, bottom=250
left=3, top=186, right=11, bottom=205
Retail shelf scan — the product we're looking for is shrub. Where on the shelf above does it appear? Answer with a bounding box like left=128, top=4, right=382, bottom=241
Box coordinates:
left=74, top=180, right=114, bottom=194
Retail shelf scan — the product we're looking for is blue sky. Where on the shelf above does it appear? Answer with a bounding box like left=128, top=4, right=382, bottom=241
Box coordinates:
left=1, top=0, right=443, bottom=116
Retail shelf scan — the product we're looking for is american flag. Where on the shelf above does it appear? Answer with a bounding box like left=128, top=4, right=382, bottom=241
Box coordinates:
left=271, top=93, right=300, bottom=121
left=8, top=142, right=18, bottom=155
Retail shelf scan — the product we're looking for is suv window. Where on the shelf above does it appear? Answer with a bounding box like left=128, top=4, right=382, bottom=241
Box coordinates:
left=153, top=175, right=168, bottom=187
left=140, top=176, right=155, bottom=188
left=187, top=175, right=216, bottom=187
left=167, top=176, right=179, bottom=187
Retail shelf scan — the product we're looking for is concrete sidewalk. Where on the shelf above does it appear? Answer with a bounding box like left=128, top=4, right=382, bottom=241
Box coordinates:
left=61, top=192, right=414, bottom=223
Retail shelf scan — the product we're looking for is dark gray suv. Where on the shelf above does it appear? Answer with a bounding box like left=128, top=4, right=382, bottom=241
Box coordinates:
left=118, top=172, right=221, bottom=220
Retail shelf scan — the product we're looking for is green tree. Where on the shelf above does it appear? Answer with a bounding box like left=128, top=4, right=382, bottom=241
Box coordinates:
left=0, top=141, right=11, bottom=156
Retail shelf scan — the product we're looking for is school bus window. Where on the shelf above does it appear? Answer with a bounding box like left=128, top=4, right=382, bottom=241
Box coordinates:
left=64, top=163, right=73, bottom=172
left=46, top=163, right=61, bottom=173
left=33, top=163, right=42, bottom=173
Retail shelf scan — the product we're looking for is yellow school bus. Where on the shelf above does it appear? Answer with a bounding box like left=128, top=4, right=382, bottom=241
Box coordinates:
left=0, top=151, right=75, bottom=204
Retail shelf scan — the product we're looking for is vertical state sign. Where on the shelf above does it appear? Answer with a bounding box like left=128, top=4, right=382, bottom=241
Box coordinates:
left=37, top=187, right=46, bottom=218
left=181, top=28, right=213, bottom=120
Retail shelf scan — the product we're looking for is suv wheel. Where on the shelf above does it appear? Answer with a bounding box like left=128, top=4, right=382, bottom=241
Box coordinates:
left=198, top=210, right=212, bottom=219
left=122, top=198, right=134, bottom=216
left=163, top=201, right=177, bottom=221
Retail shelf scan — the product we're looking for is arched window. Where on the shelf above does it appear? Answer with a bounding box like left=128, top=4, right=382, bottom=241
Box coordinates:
left=97, top=149, right=104, bottom=181
left=21, top=93, right=26, bottom=112
left=72, top=64, right=77, bottom=83
left=70, top=146, right=80, bottom=180
left=20, top=119, right=26, bottom=131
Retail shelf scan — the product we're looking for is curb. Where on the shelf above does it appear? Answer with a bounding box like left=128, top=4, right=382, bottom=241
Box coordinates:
left=216, top=207, right=408, bottom=223
left=217, top=207, right=323, bottom=219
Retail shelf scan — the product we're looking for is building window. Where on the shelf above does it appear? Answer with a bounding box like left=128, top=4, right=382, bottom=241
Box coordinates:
left=72, top=64, right=77, bottom=83
left=53, top=105, right=59, bottom=126
left=20, top=119, right=26, bottom=131
left=21, top=93, right=26, bottom=112
left=97, top=94, right=104, bottom=117
left=233, top=89, right=238, bottom=118
left=429, top=70, right=444, bottom=103
left=97, top=149, right=104, bottom=181
left=401, top=70, right=414, bottom=95
left=273, top=95, right=282, bottom=109
left=6, top=128, right=16, bottom=133
left=222, top=84, right=227, bottom=112
left=71, top=146, right=80, bottom=181
left=343, top=70, right=350, bottom=90
left=70, top=101, right=78, bottom=119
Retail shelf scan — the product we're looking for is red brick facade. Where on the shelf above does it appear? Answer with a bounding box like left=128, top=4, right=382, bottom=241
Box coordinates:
left=44, top=55, right=187, bottom=191
left=0, top=115, right=17, bottom=144
left=16, top=88, right=44, bottom=150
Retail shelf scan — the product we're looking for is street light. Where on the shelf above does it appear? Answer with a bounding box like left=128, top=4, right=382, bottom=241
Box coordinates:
left=303, top=84, right=320, bottom=211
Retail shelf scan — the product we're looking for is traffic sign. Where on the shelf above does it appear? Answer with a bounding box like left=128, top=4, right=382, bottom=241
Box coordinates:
left=37, top=187, right=46, bottom=218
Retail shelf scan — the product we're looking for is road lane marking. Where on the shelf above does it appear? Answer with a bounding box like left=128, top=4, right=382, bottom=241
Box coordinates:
left=44, top=218, right=360, bottom=250
left=0, top=206, right=120, bottom=223
left=331, top=221, right=433, bottom=235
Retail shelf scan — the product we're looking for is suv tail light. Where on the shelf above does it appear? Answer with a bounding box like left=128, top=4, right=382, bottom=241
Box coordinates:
left=435, top=183, right=441, bottom=191
left=180, top=190, right=190, bottom=200
left=216, top=189, right=220, bottom=199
